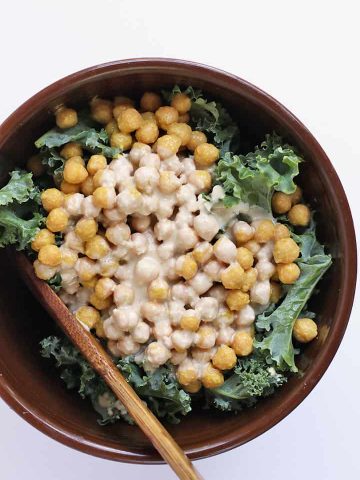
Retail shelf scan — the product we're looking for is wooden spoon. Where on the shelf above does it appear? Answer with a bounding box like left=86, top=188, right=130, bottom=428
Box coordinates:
left=15, top=253, right=203, bottom=480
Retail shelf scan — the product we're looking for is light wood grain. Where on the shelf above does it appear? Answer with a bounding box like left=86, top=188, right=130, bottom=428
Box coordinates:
left=15, top=253, right=203, bottom=480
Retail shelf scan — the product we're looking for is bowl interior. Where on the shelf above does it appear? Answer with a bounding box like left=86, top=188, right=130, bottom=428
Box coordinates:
left=0, top=60, right=356, bottom=463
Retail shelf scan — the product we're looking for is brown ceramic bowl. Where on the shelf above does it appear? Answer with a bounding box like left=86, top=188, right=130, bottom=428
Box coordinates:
left=0, top=59, right=356, bottom=463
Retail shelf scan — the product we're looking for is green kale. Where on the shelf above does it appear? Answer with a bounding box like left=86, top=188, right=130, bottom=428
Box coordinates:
left=40, top=336, right=191, bottom=425
left=255, top=227, right=332, bottom=371
left=0, top=170, right=44, bottom=250
left=214, top=133, right=302, bottom=211
left=206, top=354, right=286, bottom=412
left=46, top=273, right=62, bottom=293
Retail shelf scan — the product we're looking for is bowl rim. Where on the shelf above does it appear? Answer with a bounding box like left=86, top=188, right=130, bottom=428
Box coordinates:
left=0, top=57, right=357, bottom=463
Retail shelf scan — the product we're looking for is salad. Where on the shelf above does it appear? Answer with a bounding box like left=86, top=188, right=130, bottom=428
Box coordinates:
left=0, top=86, right=332, bottom=425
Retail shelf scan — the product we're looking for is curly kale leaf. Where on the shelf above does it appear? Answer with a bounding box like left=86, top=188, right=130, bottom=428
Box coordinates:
left=214, top=133, right=302, bottom=211
left=0, top=170, right=44, bottom=250
left=40, top=336, right=191, bottom=425
left=206, top=354, right=286, bottom=412
left=255, top=227, right=332, bottom=372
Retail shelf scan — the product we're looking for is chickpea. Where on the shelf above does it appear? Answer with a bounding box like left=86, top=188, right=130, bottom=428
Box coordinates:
left=93, top=186, right=116, bottom=209
left=113, top=104, right=131, bottom=119
left=140, top=92, right=162, bottom=112
left=226, top=290, right=250, bottom=311
left=236, top=304, right=255, bottom=327
left=55, top=106, right=78, bottom=129
left=75, top=257, right=98, bottom=281
left=130, top=215, right=151, bottom=232
left=66, top=155, right=84, bottom=166
left=187, top=130, right=207, bottom=152
left=41, top=188, right=64, bottom=212
left=201, top=365, right=224, bottom=389
left=60, top=181, right=80, bottom=194
left=277, top=262, right=301, bottom=284
left=148, top=277, right=169, bottom=302
left=31, top=229, right=55, bottom=252
left=60, top=246, right=78, bottom=269
left=193, top=214, right=219, bottom=242
left=177, top=367, right=197, bottom=387
left=26, top=155, right=45, bottom=177
left=38, top=244, right=61, bottom=267
left=273, top=238, right=300, bottom=264
left=146, top=341, right=171, bottom=366
left=141, top=111, right=156, bottom=122
left=110, top=132, right=133, bottom=150
left=232, top=220, right=254, bottom=244
left=236, top=247, right=254, bottom=270
left=89, top=292, right=112, bottom=311
left=75, top=306, right=100, bottom=328
left=184, top=380, right=202, bottom=393
left=135, top=166, right=160, bottom=194
left=291, top=186, right=302, bottom=205
left=91, top=99, right=113, bottom=124
left=167, top=123, right=192, bottom=146
left=75, top=218, right=98, bottom=241
left=95, top=321, right=106, bottom=338
left=195, top=326, right=217, bottom=349
left=188, top=272, right=213, bottom=295
left=171, top=93, right=191, bottom=114
left=194, top=143, right=219, bottom=167
left=114, top=96, right=134, bottom=107
left=158, top=170, right=181, bottom=194
left=240, top=267, right=258, bottom=292
left=293, top=317, right=318, bottom=343
left=232, top=331, right=253, bottom=356
left=221, top=263, right=245, bottom=289
left=87, top=155, right=107, bottom=175
left=80, top=176, right=95, bottom=196
left=105, top=223, right=131, bottom=245
left=156, top=134, right=181, bottom=159
left=105, top=119, right=119, bottom=137
left=250, top=279, right=271, bottom=305
left=155, top=106, right=179, bottom=130
left=85, top=235, right=110, bottom=260
left=129, top=142, right=152, bottom=165
left=175, top=254, right=198, bottom=280
left=135, top=120, right=159, bottom=144
left=132, top=321, right=151, bottom=344
left=256, top=260, right=276, bottom=281
left=253, top=219, right=275, bottom=243
left=192, top=242, right=213, bottom=265
left=288, top=204, right=311, bottom=227
left=117, top=108, right=143, bottom=133
left=212, top=345, right=237, bottom=370
left=243, top=240, right=261, bottom=256
left=270, top=281, right=282, bottom=303
left=94, top=277, right=115, bottom=300
left=33, top=260, right=57, bottom=281
left=180, top=311, right=201, bottom=332
left=135, top=256, right=160, bottom=284
left=274, top=223, right=291, bottom=240
left=46, top=208, right=69, bottom=232
left=213, top=236, right=237, bottom=264
left=188, top=170, right=212, bottom=194
left=114, top=284, right=134, bottom=306
left=63, top=161, right=88, bottom=185
left=93, top=168, right=116, bottom=189
left=203, top=259, right=225, bottom=282
left=60, top=143, right=83, bottom=160
left=272, top=192, right=292, bottom=214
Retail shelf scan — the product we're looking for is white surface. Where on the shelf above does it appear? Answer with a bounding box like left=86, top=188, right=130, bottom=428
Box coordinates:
left=1, top=1, right=359, bottom=479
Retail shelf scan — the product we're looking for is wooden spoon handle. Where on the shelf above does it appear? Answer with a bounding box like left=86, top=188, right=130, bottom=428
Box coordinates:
left=15, top=253, right=203, bottom=480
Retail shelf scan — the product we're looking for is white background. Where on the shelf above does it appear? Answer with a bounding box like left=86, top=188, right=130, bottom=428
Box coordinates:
left=1, top=1, right=359, bottom=479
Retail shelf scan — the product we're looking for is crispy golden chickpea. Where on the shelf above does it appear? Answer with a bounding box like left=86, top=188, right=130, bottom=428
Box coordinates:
left=176, top=254, right=198, bottom=280
left=95, top=277, right=115, bottom=300
left=221, top=263, right=245, bottom=290
left=178, top=113, right=190, bottom=123
left=33, top=260, right=57, bottom=281
left=91, top=99, right=113, bottom=125
left=232, top=221, right=254, bottom=244
left=254, top=219, right=275, bottom=243
left=38, top=244, right=61, bottom=267
left=117, top=108, right=143, bottom=133
left=180, top=313, right=200, bottom=332
left=291, top=185, right=302, bottom=205
left=31, top=229, right=55, bottom=251
left=93, top=186, right=116, bottom=209
left=236, top=247, right=254, bottom=270
left=202, top=365, right=224, bottom=389
left=226, top=290, right=250, bottom=311
left=288, top=204, right=311, bottom=227
left=156, top=134, right=181, bottom=159
left=26, top=155, right=45, bottom=177
left=135, top=120, right=159, bottom=144
left=141, top=111, right=156, bottom=122
left=55, top=107, right=78, bottom=129
left=212, top=345, right=237, bottom=370
left=112, top=104, right=131, bottom=119
left=66, top=155, right=85, bottom=166
left=293, top=317, right=318, bottom=343
left=274, top=223, right=291, bottom=241
left=194, top=143, right=219, bottom=167
left=184, top=380, right=202, bottom=393
left=240, top=268, right=258, bottom=292
left=60, top=180, right=80, bottom=194
left=80, top=176, right=95, bottom=196
left=243, top=240, right=260, bottom=255
left=41, top=188, right=64, bottom=212
left=46, top=208, right=68, bottom=232
left=273, top=238, right=300, bottom=264
left=192, top=242, right=213, bottom=265
left=60, top=247, right=78, bottom=268
left=188, top=170, right=212, bottom=193
left=159, top=170, right=180, bottom=194
left=187, top=130, right=207, bottom=152
left=60, top=142, right=83, bottom=159
left=171, top=93, right=191, bottom=114
left=277, top=262, right=301, bottom=284
left=110, top=132, right=133, bottom=150
left=95, top=321, right=106, bottom=338
left=232, top=331, right=253, bottom=356
left=272, top=192, right=292, bottom=214
left=140, top=92, right=162, bottom=112
left=270, top=281, right=282, bottom=303
left=85, top=235, right=110, bottom=260
left=105, top=119, right=119, bottom=137
left=148, top=277, right=169, bottom=302
left=75, top=306, right=100, bottom=328
left=167, top=122, right=192, bottom=146
left=89, top=293, right=112, bottom=311
left=75, top=218, right=98, bottom=241
left=155, top=106, right=179, bottom=130
left=177, top=368, right=197, bottom=387
left=87, top=155, right=107, bottom=175
left=63, top=161, right=88, bottom=184
left=114, top=96, right=134, bottom=107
